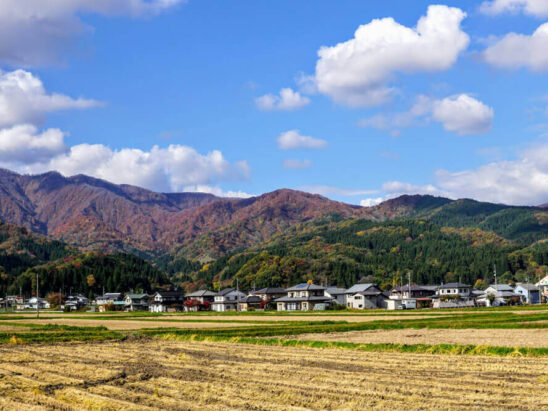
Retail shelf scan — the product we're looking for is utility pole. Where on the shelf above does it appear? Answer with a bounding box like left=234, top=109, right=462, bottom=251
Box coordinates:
left=36, top=272, right=40, bottom=319
left=407, top=271, right=411, bottom=299
left=494, top=264, right=497, bottom=287
left=236, top=278, right=240, bottom=313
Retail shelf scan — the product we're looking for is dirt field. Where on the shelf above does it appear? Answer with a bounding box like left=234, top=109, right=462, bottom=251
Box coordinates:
left=297, top=328, right=548, bottom=348
left=0, top=339, right=546, bottom=410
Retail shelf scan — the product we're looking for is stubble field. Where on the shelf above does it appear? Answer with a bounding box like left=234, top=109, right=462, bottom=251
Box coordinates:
left=1, top=339, right=547, bottom=410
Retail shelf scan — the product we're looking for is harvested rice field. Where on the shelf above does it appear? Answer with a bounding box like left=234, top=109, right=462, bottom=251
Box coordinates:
left=0, top=339, right=547, bottom=410
left=297, top=328, right=548, bottom=348
left=10, top=318, right=261, bottom=330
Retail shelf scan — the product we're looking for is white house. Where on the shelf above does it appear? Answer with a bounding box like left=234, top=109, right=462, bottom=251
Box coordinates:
left=211, top=288, right=246, bottom=312
left=149, top=290, right=185, bottom=313
left=432, top=283, right=475, bottom=308
left=345, top=284, right=386, bottom=309
left=514, top=283, right=540, bottom=305
left=535, top=275, right=548, bottom=301
left=26, top=297, right=50, bottom=310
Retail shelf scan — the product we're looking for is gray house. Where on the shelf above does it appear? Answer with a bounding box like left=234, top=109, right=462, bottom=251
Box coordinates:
left=275, top=283, right=332, bottom=311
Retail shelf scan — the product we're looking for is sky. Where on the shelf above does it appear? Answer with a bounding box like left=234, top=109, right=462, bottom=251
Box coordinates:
left=1, top=0, right=548, bottom=206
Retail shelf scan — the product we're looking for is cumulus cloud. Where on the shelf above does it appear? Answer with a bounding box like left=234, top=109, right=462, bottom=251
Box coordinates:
left=283, top=159, right=312, bottom=169
left=431, top=94, right=494, bottom=135
left=480, top=0, right=548, bottom=17
left=0, top=128, right=250, bottom=193
left=0, top=69, right=100, bottom=128
left=0, top=124, right=68, bottom=163
left=299, top=185, right=378, bottom=197
left=360, top=197, right=384, bottom=207
left=359, top=94, right=494, bottom=136
left=483, top=23, right=548, bottom=71
left=313, top=5, right=469, bottom=107
left=0, top=0, right=183, bottom=66
left=277, top=130, right=327, bottom=150
left=255, top=88, right=310, bottom=111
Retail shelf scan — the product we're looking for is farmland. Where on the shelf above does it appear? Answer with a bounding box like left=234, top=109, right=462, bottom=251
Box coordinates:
left=1, top=308, right=548, bottom=409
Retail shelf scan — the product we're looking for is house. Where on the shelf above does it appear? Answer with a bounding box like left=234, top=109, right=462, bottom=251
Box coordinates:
left=432, top=283, right=475, bottom=308
left=211, top=288, right=247, bottom=312
left=325, top=287, right=347, bottom=305
left=63, top=294, right=89, bottom=311
left=124, top=293, right=150, bottom=311
left=95, top=293, right=122, bottom=305
left=484, top=284, right=514, bottom=294
left=275, top=283, right=332, bottom=311
left=26, top=297, right=50, bottom=310
left=388, top=285, right=436, bottom=309
left=238, top=295, right=264, bottom=311
left=514, top=283, right=541, bottom=304
left=347, top=285, right=387, bottom=309
left=149, top=290, right=185, bottom=313
left=252, top=287, right=287, bottom=303
left=535, top=275, right=548, bottom=301
left=5, top=296, right=24, bottom=310
left=185, top=290, right=216, bottom=304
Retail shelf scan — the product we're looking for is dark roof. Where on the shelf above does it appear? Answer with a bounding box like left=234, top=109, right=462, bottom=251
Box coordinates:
left=254, top=287, right=287, bottom=294
left=241, top=295, right=263, bottom=304
left=274, top=296, right=332, bottom=303
left=356, top=290, right=384, bottom=296
left=156, top=290, right=185, bottom=297
left=186, top=290, right=216, bottom=297
left=391, top=285, right=433, bottom=292
left=345, top=284, right=375, bottom=294
left=217, top=288, right=236, bottom=296
left=326, top=287, right=347, bottom=295
left=439, top=283, right=471, bottom=289
left=286, top=283, right=326, bottom=291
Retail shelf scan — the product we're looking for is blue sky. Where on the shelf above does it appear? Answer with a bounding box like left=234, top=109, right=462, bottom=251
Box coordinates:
left=1, top=0, right=548, bottom=205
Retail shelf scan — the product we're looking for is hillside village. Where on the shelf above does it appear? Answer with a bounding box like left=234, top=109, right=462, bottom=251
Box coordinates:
left=3, top=275, right=547, bottom=313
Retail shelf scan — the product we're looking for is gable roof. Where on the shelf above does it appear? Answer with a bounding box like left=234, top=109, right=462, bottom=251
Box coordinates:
left=156, top=290, right=185, bottom=297
left=126, top=293, right=148, bottom=299
left=186, top=290, right=216, bottom=297
left=241, top=295, right=263, bottom=304
left=217, top=288, right=236, bottom=296
left=253, top=287, right=287, bottom=294
left=515, top=283, right=539, bottom=291
left=286, top=283, right=325, bottom=291
left=439, top=283, right=471, bottom=289
left=345, top=283, right=375, bottom=294
left=487, top=284, right=514, bottom=292
left=326, top=287, right=347, bottom=295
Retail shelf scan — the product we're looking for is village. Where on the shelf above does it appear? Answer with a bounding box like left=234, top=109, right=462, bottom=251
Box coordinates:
left=3, top=274, right=548, bottom=313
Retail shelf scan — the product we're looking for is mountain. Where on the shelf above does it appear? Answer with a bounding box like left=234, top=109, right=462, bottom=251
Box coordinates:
left=0, top=169, right=371, bottom=258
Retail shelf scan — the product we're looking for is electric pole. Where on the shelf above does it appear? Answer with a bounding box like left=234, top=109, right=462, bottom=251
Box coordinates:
left=36, top=272, right=40, bottom=319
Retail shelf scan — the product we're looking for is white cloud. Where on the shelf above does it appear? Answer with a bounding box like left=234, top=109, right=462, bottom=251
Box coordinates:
left=277, top=130, right=327, bottom=150
left=360, top=197, right=384, bottom=207
left=255, top=88, right=310, bottom=111
left=483, top=23, right=548, bottom=71
left=0, top=0, right=183, bottom=66
left=0, top=129, right=250, bottom=193
left=480, top=0, right=548, bottom=17
left=0, top=124, right=68, bottom=163
left=313, top=5, right=469, bottom=107
left=182, top=185, right=253, bottom=199
left=359, top=94, right=494, bottom=136
left=299, top=185, right=378, bottom=197
left=0, top=69, right=100, bottom=128
left=431, top=94, right=494, bottom=135
left=381, top=181, right=451, bottom=198
left=283, top=159, right=312, bottom=169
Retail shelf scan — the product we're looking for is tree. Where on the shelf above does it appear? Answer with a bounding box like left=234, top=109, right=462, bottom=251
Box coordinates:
left=87, top=274, right=96, bottom=288
left=474, top=279, right=486, bottom=290
left=47, top=293, right=66, bottom=309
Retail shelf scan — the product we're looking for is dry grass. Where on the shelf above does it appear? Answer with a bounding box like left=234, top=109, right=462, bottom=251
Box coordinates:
left=297, top=328, right=548, bottom=348
left=0, top=339, right=547, bottom=410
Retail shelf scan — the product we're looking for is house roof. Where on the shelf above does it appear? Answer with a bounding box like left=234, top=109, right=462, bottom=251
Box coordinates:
left=274, top=295, right=332, bottom=303
left=156, top=290, right=185, bottom=297
left=241, top=295, right=263, bottom=304
left=536, top=275, right=548, bottom=286
left=126, top=293, right=148, bottom=299
left=253, top=287, right=287, bottom=294
left=217, top=288, right=236, bottom=296
left=286, top=283, right=326, bottom=291
left=391, top=285, right=433, bottom=292
left=186, top=290, right=216, bottom=297
left=326, top=287, right=347, bottom=295
left=487, top=284, right=514, bottom=292
left=515, top=283, right=539, bottom=291
left=345, top=283, right=375, bottom=294
left=439, top=283, right=471, bottom=289
left=355, top=290, right=384, bottom=297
